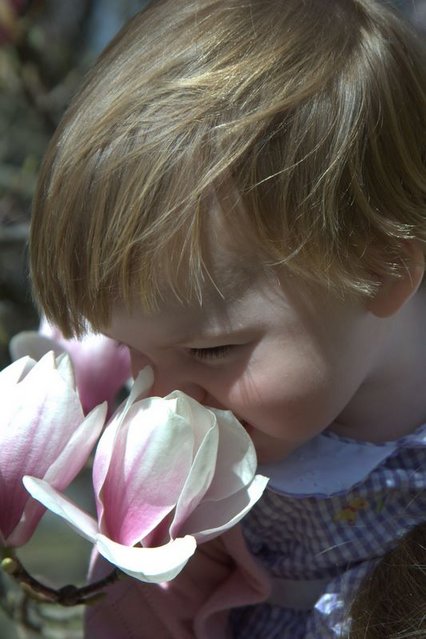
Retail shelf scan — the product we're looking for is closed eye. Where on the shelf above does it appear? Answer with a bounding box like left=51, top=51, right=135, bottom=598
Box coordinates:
left=189, top=345, right=233, bottom=361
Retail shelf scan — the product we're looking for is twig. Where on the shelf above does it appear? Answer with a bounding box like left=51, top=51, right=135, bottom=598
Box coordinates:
left=1, top=555, right=120, bottom=607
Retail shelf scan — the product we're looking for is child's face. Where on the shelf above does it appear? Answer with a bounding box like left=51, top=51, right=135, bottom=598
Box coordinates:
left=107, top=260, right=384, bottom=464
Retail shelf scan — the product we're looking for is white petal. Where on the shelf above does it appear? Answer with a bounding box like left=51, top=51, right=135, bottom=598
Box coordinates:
left=17, top=351, right=75, bottom=399
left=180, top=474, right=269, bottom=543
left=126, top=366, right=154, bottom=406
left=9, top=332, right=64, bottom=362
left=55, top=352, right=76, bottom=389
left=166, top=392, right=216, bottom=449
left=23, top=476, right=98, bottom=542
left=170, top=415, right=218, bottom=539
left=28, top=351, right=57, bottom=378
left=95, top=534, right=197, bottom=583
left=0, top=356, right=35, bottom=388
left=204, top=408, right=258, bottom=500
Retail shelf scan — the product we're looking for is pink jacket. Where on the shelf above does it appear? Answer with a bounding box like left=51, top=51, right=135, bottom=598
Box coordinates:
left=85, top=525, right=271, bottom=638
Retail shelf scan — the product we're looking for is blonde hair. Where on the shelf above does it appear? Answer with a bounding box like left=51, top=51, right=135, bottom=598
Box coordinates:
left=349, top=523, right=426, bottom=638
left=30, top=0, right=426, bottom=336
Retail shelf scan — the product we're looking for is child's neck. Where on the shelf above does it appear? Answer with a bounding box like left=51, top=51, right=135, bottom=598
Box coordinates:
left=330, top=286, right=426, bottom=443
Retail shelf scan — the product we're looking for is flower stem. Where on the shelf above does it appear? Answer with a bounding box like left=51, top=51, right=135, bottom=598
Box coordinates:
left=1, top=554, right=120, bottom=606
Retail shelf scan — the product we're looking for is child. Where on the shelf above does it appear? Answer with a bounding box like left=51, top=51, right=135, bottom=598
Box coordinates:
left=29, top=0, right=426, bottom=637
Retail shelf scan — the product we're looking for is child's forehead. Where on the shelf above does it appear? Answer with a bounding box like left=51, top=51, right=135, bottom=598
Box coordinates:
left=108, top=280, right=247, bottom=346
left=108, top=265, right=283, bottom=346
left=139, top=254, right=262, bottom=321
left=155, top=188, right=267, bottom=306
left=199, top=189, right=265, bottom=282
left=109, top=207, right=279, bottom=337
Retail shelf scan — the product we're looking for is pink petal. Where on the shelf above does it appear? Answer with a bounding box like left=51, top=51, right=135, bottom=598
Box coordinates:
left=41, top=318, right=131, bottom=414
left=0, top=353, right=106, bottom=546
left=5, top=415, right=105, bottom=545
left=91, top=367, right=154, bottom=521
left=11, top=321, right=132, bottom=414
left=71, top=335, right=131, bottom=415
left=22, top=477, right=98, bottom=542
left=95, top=398, right=194, bottom=546
left=0, top=356, right=84, bottom=540
left=10, top=403, right=106, bottom=545
left=44, top=403, right=107, bottom=488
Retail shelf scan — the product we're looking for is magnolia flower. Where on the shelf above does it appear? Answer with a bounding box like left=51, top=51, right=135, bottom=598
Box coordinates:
left=25, top=367, right=268, bottom=583
left=0, top=352, right=107, bottom=548
left=9, top=317, right=131, bottom=415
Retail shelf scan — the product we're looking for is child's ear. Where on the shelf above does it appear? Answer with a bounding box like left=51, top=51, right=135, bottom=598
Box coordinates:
left=367, top=240, right=425, bottom=318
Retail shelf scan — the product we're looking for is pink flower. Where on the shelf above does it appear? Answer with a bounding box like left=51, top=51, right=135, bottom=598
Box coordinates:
left=24, top=367, right=268, bottom=583
left=0, top=352, right=107, bottom=548
left=9, top=318, right=131, bottom=415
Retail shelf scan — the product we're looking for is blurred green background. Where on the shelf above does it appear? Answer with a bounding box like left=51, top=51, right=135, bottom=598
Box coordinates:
left=0, top=2, right=148, bottom=636
left=0, top=0, right=151, bottom=372
left=0, top=0, right=424, bottom=636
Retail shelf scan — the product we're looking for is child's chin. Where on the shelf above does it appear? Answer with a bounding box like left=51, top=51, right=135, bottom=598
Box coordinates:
left=240, top=420, right=298, bottom=465
left=257, top=438, right=301, bottom=466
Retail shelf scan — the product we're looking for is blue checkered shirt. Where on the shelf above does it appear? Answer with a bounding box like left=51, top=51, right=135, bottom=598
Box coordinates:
left=230, top=425, right=426, bottom=638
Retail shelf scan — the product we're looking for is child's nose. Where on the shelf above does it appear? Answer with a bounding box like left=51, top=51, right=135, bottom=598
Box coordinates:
left=130, top=352, right=207, bottom=403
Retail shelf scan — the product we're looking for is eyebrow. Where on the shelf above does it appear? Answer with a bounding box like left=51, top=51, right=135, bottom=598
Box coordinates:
left=109, top=324, right=250, bottom=352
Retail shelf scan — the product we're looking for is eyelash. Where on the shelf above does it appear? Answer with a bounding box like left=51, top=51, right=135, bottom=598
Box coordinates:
left=114, top=340, right=234, bottom=362
left=189, top=345, right=233, bottom=361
